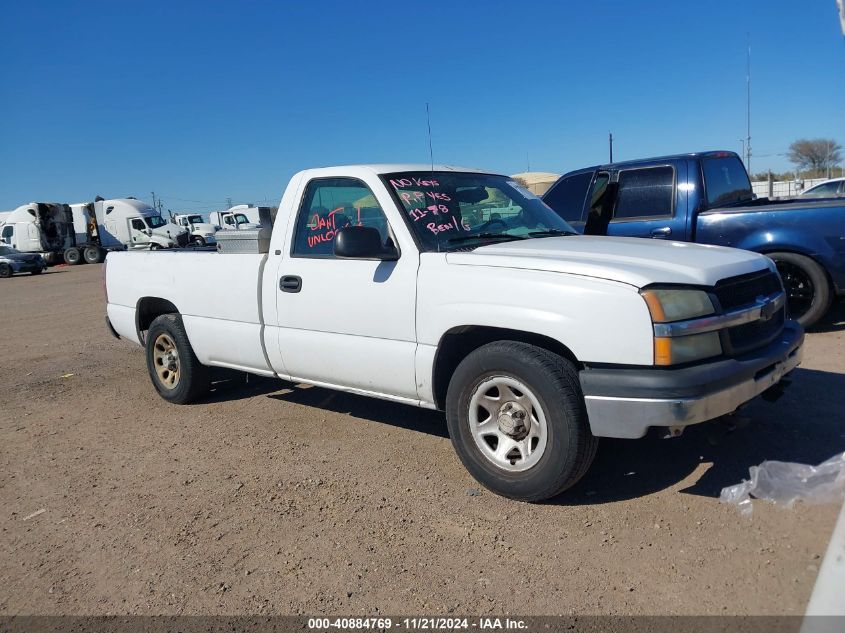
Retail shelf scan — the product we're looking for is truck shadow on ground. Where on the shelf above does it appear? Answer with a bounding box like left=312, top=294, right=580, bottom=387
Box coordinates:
left=266, top=383, right=449, bottom=438
left=558, top=366, right=845, bottom=505
left=810, top=299, right=845, bottom=333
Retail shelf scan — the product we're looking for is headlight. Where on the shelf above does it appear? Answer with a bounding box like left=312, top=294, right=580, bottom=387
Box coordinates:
left=641, top=288, right=720, bottom=365
left=640, top=288, right=714, bottom=322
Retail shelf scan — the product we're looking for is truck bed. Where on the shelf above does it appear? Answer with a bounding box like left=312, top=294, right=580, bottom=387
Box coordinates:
left=106, top=249, right=273, bottom=374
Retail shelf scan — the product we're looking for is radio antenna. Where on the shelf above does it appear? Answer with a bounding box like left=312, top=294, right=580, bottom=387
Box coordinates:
left=426, top=102, right=434, bottom=171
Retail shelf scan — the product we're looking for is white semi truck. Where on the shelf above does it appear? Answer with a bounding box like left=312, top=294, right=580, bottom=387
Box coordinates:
left=0, top=202, right=74, bottom=264
left=171, top=213, right=218, bottom=246
left=209, top=205, right=275, bottom=230
left=64, top=198, right=190, bottom=264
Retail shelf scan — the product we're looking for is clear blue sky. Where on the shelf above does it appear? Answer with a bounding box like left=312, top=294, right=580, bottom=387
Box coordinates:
left=1, top=0, right=843, bottom=212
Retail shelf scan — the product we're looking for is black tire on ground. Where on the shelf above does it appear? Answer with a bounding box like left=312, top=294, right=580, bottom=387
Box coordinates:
left=145, top=314, right=211, bottom=404
left=83, top=245, right=102, bottom=264
left=769, top=252, right=831, bottom=328
left=149, top=243, right=161, bottom=250
left=64, top=247, right=82, bottom=265
left=30, top=269, right=42, bottom=275
left=192, top=236, right=206, bottom=247
left=0, top=263, right=12, bottom=278
left=445, top=341, right=598, bottom=502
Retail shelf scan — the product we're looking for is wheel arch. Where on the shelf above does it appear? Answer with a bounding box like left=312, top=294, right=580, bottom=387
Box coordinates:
left=757, top=247, right=834, bottom=293
left=135, top=297, right=181, bottom=344
left=431, top=325, right=581, bottom=410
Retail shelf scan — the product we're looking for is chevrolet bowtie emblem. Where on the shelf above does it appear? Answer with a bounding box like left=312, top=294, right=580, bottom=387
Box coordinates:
left=758, top=295, right=778, bottom=321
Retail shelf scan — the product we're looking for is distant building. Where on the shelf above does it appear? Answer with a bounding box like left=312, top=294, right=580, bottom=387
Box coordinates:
left=510, top=172, right=561, bottom=196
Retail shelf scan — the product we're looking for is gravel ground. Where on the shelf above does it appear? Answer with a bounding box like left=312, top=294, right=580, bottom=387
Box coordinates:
left=1, top=264, right=843, bottom=616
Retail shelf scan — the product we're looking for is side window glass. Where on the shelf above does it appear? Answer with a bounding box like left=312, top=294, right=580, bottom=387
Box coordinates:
left=131, top=219, right=145, bottom=231
left=293, top=178, right=390, bottom=257
left=1, top=225, right=13, bottom=242
left=543, top=172, right=593, bottom=222
left=613, top=166, right=674, bottom=220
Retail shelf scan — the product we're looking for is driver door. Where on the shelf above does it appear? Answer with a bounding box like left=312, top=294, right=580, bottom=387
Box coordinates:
left=128, top=218, right=150, bottom=247
left=274, top=177, right=419, bottom=400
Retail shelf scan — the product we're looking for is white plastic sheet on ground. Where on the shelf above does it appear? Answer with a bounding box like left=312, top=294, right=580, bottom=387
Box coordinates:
left=720, top=452, right=845, bottom=515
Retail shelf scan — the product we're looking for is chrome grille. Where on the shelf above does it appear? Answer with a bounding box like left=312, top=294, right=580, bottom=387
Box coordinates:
left=714, top=270, right=785, bottom=355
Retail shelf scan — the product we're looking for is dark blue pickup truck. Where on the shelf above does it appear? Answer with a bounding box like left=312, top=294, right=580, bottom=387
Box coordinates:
left=542, top=151, right=845, bottom=327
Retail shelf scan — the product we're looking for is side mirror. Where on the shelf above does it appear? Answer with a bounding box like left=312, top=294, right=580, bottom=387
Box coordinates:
left=334, top=226, right=398, bottom=261
left=145, top=229, right=153, bottom=236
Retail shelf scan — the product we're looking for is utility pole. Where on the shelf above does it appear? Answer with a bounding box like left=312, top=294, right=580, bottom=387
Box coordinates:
left=739, top=139, right=746, bottom=166
left=151, top=191, right=157, bottom=210
left=745, top=34, right=752, bottom=175
left=608, top=132, right=614, bottom=163
left=226, top=197, right=233, bottom=209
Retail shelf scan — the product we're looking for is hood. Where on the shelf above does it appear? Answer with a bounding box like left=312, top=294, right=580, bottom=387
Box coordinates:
left=446, top=236, right=773, bottom=288
left=152, top=222, right=188, bottom=238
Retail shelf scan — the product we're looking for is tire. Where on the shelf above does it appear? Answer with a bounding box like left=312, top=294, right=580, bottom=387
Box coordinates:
left=769, top=252, right=831, bottom=328
left=83, top=245, right=102, bottom=264
left=145, top=314, right=210, bottom=404
left=192, top=236, right=206, bottom=247
left=149, top=243, right=161, bottom=251
left=30, top=268, right=42, bottom=275
left=445, top=341, right=598, bottom=502
left=64, top=247, right=81, bottom=265
left=0, top=263, right=11, bottom=278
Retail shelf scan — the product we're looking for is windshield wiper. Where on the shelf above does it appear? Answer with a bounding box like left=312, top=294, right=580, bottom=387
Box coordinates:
left=526, top=229, right=578, bottom=237
left=445, top=232, right=527, bottom=247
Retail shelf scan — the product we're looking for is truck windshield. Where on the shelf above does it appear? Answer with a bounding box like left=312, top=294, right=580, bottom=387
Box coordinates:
left=702, top=156, right=753, bottom=207
left=187, top=215, right=203, bottom=224
left=146, top=215, right=167, bottom=228
left=234, top=213, right=249, bottom=224
left=384, top=171, right=575, bottom=251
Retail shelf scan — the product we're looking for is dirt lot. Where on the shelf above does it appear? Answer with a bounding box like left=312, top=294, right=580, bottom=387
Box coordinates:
left=1, top=264, right=843, bottom=616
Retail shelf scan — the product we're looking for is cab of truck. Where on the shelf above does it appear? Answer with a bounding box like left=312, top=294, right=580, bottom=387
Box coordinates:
left=172, top=213, right=218, bottom=246
left=98, top=199, right=189, bottom=250
left=0, top=203, right=73, bottom=264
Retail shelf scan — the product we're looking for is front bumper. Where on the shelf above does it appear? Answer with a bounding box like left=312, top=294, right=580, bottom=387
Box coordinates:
left=580, top=321, right=804, bottom=439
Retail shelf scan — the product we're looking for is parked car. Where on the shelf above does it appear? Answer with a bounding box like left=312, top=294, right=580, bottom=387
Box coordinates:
left=0, top=244, right=48, bottom=277
left=105, top=164, right=802, bottom=502
left=800, top=178, right=845, bottom=198
left=542, top=151, right=845, bottom=327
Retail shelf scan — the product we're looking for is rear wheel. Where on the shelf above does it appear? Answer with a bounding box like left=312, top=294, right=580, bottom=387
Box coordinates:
left=0, top=263, right=12, bottom=278
left=149, top=243, right=161, bottom=251
left=83, top=245, right=102, bottom=264
left=192, top=236, right=206, bottom=247
left=64, top=247, right=81, bottom=265
left=145, top=314, right=210, bottom=404
left=770, top=252, right=831, bottom=328
left=30, top=268, right=42, bottom=275
left=445, top=341, right=598, bottom=502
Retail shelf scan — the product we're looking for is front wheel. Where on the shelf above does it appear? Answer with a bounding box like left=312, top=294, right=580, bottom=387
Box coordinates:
left=192, top=236, right=206, bottom=247
left=770, top=252, right=831, bottom=328
left=0, top=263, right=12, bottom=278
left=145, top=314, right=210, bottom=404
left=445, top=341, right=598, bottom=502
left=149, top=243, right=161, bottom=251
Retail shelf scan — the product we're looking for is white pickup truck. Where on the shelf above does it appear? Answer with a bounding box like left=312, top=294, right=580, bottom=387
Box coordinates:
left=105, top=164, right=803, bottom=501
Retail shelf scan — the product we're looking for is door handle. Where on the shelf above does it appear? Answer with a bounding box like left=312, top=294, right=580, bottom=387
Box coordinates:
left=279, top=275, right=302, bottom=293
left=650, top=227, right=672, bottom=238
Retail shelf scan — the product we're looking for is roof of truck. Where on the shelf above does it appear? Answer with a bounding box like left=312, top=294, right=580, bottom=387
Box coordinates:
left=302, top=164, right=498, bottom=176
left=561, top=151, right=742, bottom=177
